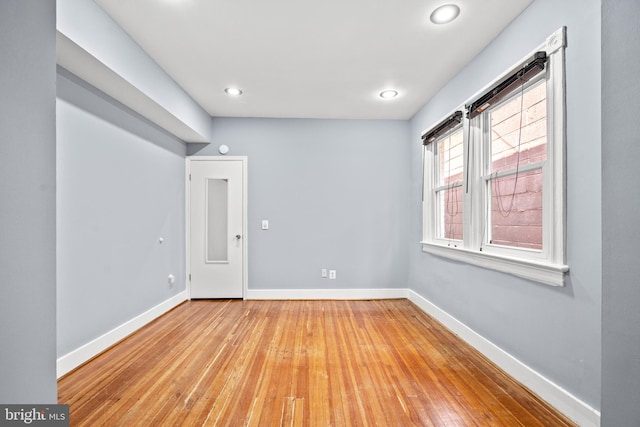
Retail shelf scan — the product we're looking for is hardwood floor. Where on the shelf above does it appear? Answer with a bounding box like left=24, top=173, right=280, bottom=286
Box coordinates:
left=58, top=299, right=576, bottom=426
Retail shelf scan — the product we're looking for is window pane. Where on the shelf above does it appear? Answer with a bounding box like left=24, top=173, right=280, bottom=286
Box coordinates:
left=489, top=169, right=542, bottom=250
left=490, top=81, right=546, bottom=174
left=436, top=186, right=463, bottom=240
left=206, top=178, right=228, bottom=262
left=438, top=128, right=464, bottom=186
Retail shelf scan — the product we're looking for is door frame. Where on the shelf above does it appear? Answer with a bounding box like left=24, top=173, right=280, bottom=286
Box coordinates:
left=186, top=156, right=248, bottom=299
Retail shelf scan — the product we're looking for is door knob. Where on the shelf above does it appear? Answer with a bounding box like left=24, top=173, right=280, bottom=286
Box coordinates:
left=235, top=234, right=242, bottom=239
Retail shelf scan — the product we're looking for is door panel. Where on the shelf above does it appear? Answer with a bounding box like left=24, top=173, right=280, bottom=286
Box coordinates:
left=189, top=159, right=245, bottom=298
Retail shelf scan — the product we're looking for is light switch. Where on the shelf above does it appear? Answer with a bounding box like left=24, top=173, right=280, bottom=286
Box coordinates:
left=261, top=220, right=269, bottom=230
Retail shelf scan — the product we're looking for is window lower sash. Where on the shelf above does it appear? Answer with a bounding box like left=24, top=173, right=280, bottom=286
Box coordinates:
left=482, top=162, right=544, bottom=181
left=434, top=181, right=463, bottom=193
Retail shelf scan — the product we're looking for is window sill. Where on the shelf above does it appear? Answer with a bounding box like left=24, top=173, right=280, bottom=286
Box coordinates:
left=421, top=242, right=568, bottom=287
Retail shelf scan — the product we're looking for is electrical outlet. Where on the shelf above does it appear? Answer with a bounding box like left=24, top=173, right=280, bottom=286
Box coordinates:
left=321, top=269, right=328, bottom=278
left=261, top=220, right=269, bottom=230
left=329, top=270, right=336, bottom=280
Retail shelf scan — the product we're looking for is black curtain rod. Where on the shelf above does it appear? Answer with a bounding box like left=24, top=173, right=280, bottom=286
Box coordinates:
left=466, top=51, right=547, bottom=119
left=422, top=111, right=463, bottom=145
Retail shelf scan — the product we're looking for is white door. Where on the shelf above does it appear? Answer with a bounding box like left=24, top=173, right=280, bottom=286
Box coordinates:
left=189, top=158, right=246, bottom=298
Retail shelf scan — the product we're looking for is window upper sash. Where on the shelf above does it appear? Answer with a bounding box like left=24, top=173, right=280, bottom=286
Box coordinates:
left=466, top=51, right=547, bottom=119
left=421, top=111, right=463, bottom=145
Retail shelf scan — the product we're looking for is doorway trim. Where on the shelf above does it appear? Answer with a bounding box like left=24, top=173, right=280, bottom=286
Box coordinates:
left=186, top=156, right=248, bottom=299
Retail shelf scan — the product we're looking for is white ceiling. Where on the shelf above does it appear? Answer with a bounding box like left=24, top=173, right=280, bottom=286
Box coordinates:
left=95, top=0, right=532, bottom=120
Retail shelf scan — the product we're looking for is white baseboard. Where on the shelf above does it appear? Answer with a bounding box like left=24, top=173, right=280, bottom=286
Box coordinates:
left=245, top=288, right=409, bottom=300
left=57, top=291, right=188, bottom=378
left=407, top=290, right=600, bottom=427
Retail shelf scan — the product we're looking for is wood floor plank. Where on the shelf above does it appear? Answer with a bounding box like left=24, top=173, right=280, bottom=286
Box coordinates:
left=58, top=299, right=576, bottom=426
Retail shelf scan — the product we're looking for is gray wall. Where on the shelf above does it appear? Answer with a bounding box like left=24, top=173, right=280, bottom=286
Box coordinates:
left=190, top=118, right=411, bottom=291
left=408, top=0, right=601, bottom=408
left=0, top=1, right=58, bottom=403
left=56, top=71, right=187, bottom=357
left=601, top=0, right=640, bottom=425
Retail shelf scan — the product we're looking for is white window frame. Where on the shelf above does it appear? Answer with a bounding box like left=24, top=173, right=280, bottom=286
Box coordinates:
left=429, top=125, right=465, bottom=247
left=421, top=27, right=569, bottom=287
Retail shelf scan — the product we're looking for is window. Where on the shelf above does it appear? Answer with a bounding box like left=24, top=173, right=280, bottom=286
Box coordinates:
left=421, top=28, right=568, bottom=286
left=435, top=126, right=464, bottom=242
left=483, top=78, right=546, bottom=252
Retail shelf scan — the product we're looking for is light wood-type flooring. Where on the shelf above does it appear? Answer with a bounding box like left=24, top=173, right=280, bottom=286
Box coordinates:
left=58, top=299, right=576, bottom=426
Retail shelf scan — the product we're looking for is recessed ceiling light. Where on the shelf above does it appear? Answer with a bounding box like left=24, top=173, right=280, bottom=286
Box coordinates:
left=379, top=90, right=399, bottom=99
left=224, top=87, right=243, bottom=96
left=430, top=4, right=460, bottom=24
